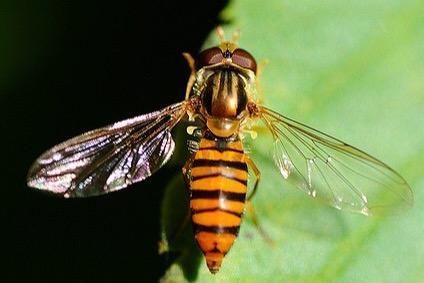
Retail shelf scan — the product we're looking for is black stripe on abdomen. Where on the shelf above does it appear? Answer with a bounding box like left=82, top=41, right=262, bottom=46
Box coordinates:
left=197, top=147, right=244, bottom=154
left=192, top=159, right=248, bottom=171
left=193, top=224, right=240, bottom=235
left=192, top=207, right=242, bottom=217
left=190, top=189, right=246, bottom=202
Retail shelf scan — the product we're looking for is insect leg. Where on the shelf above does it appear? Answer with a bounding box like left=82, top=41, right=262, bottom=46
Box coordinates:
left=246, top=155, right=261, bottom=201
left=166, top=155, right=196, bottom=244
left=182, top=153, right=195, bottom=189
left=244, top=156, right=274, bottom=243
left=246, top=201, right=275, bottom=245
left=167, top=203, right=192, bottom=244
left=255, top=59, right=269, bottom=104
left=182, top=53, right=196, bottom=100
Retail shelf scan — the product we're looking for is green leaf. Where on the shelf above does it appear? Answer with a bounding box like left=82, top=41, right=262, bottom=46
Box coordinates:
left=161, top=0, right=424, bottom=282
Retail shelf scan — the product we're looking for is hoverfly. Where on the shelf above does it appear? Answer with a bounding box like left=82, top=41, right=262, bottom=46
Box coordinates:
left=27, top=28, right=413, bottom=274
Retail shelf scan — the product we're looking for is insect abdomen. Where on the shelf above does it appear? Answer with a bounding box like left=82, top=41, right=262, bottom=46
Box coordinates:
left=189, top=134, right=248, bottom=273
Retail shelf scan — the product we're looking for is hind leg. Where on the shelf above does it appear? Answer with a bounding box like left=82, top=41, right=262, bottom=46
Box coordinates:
left=167, top=155, right=196, bottom=242
left=245, top=201, right=274, bottom=245
left=245, top=156, right=274, bottom=244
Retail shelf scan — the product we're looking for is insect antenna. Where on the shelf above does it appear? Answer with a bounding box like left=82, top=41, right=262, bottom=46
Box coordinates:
left=216, top=26, right=240, bottom=44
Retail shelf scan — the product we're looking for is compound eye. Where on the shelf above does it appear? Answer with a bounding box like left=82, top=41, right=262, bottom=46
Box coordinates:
left=196, top=47, right=224, bottom=69
left=231, top=48, right=257, bottom=74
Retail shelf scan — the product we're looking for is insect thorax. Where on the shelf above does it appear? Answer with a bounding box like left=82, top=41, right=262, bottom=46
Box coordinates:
left=193, top=67, right=257, bottom=137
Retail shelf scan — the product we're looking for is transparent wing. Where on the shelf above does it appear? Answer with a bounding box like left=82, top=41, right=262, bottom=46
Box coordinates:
left=259, top=106, right=413, bottom=216
left=27, top=101, right=188, bottom=198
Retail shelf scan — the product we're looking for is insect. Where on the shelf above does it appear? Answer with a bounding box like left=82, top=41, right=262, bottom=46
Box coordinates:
left=27, top=28, right=413, bottom=274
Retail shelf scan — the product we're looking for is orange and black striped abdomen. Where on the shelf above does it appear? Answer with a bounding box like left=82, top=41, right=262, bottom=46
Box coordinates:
left=189, top=134, right=248, bottom=273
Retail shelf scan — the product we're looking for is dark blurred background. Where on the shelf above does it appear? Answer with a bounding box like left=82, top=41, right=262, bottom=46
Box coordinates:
left=0, top=1, right=228, bottom=282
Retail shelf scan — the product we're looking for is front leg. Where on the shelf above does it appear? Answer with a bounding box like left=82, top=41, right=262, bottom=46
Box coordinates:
left=182, top=53, right=196, bottom=100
